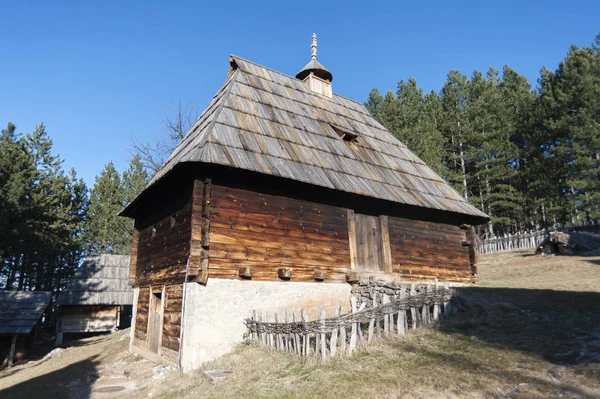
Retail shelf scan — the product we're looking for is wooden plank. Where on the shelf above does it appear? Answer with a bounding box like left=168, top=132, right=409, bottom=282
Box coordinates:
left=330, top=301, right=340, bottom=357
left=7, top=335, right=17, bottom=368
left=379, top=215, right=392, bottom=274
left=347, top=209, right=357, bottom=269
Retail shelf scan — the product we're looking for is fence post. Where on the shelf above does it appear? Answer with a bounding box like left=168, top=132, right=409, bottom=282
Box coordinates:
left=285, top=308, right=290, bottom=352
left=315, top=306, right=322, bottom=358
left=292, top=308, right=299, bottom=354
left=301, top=308, right=309, bottom=357
left=410, top=284, right=417, bottom=329
left=330, top=301, right=340, bottom=357
left=433, top=279, right=440, bottom=320
left=368, top=294, right=377, bottom=343
left=320, top=310, right=327, bottom=361
left=397, top=284, right=406, bottom=335
left=422, top=284, right=430, bottom=325
left=443, top=282, right=451, bottom=314
left=382, top=294, right=390, bottom=335
left=348, top=296, right=357, bottom=355
left=251, top=310, right=258, bottom=343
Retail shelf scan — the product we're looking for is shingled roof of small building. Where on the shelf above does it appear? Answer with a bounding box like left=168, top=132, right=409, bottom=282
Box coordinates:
left=122, top=54, right=487, bottom=221
left=57, top=255, right=133, bottom=306
left=0, top=291, right=51, bottom=335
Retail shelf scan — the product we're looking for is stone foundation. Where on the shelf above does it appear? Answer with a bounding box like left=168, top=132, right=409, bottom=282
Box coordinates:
left=180, top=279, right=351, bottom=371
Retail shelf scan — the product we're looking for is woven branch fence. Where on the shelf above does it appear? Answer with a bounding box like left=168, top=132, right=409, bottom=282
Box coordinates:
left=244, top=280, right=452, bottom=360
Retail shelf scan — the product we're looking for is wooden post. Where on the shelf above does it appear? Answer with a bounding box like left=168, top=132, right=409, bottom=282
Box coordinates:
left=422, top=284, right=430, bottom=325
left=302, top=308, right=309, bottom=356
left=368, top=294, right=376, bottom=343
left=7, top=334, right=17, bottom=368
left=284, top=308, right=289, bottom=352
left=382, top=294, right=390, bottom=335
left=443, top=282, right=451, bottom=314
left=357, top=302, right=366, bottom=342
left=265, top=313, right=271, bottom=349
left=252, top=310, right=258, bottom=343
left=410, top=284, right=417, bottom=329
left=315, top=306, right=322, bottom=358
left=348, top=296, right=357, bottom=355
left=340, top=306, right=347, bottom=356
left=397, top=285, right=406, bottom=335
left=258, top=311, right=264, bottom=346
left=433, top=279, right=440, bottom=320
left=274, top=312, right=281, bottom=350
left=320, top=310, right=327, bottom=361
left=330, top=301, right=340, bottom=357
left=292, top=308, right=300, bottom=354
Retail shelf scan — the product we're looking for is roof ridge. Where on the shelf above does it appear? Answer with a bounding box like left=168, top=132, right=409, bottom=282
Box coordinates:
left=230, top=54, right=369, bottom=114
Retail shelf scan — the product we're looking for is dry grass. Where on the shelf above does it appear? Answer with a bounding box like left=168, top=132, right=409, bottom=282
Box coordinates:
left=1, top=250, right=599, bottom=398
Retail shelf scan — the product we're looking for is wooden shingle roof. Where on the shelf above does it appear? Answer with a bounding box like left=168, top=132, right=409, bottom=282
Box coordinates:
left=0, top=291, right=51, bottom=335
left=123, top=55, right=487, bottom=221
left=57, top=255, right=132, bottom=306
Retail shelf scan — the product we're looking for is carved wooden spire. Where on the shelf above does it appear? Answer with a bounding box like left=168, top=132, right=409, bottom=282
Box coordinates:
left=311, top=33, right=317, bottom=60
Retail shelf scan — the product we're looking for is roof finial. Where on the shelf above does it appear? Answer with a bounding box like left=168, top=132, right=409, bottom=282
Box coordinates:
left=311, top=33, right=317, bottom=60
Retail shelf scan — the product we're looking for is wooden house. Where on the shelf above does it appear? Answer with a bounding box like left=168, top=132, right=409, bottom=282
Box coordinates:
left=55, top=255, right=133, bottom=344
left=120, top=35, right=488, bottom=370
left=0, top=291, right=51, bottom=367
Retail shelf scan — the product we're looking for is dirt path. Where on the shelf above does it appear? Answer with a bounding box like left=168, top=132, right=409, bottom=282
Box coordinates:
left=0, top=330, right=155, bottom=399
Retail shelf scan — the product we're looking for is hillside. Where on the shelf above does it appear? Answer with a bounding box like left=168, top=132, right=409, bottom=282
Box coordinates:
left=1, top=250, right=599, bottom=398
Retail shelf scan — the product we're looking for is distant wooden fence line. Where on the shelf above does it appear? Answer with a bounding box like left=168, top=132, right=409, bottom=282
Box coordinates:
left=476, top=221, right=600, bottom=254
left=476, top=231, right=547, bottom=254
left=244, top=280, right=452, bottom=360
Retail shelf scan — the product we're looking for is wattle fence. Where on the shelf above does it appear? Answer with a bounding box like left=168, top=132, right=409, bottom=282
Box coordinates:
left=244, top=280, right=452, bottom=360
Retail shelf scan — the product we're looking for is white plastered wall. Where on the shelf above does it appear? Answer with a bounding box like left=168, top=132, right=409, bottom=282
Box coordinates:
left=180, top=279, right=351, bottom=371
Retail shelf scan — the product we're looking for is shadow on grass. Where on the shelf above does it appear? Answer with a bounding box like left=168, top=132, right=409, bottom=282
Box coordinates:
left=383, top=339, right=595, bottom=397
left=441, top=287, right=600, bottom=365
left=0, top=355, right=100, bottom=399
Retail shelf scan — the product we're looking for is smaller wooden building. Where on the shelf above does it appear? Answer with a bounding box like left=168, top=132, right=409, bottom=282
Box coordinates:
left=0, top=291, right=51, bottom=367
left=56, top=255, right=133, bottom=343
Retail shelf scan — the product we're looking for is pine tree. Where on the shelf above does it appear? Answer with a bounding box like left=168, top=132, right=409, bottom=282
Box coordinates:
left=440, top=71, right=472, bottom=199
left=84, top=156, right=148, bottom=255
left=85, top=162, right=130, bottom=255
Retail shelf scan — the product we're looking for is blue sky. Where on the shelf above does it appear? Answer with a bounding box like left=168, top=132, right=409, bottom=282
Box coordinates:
left=1, top=0, right=598, bottom=188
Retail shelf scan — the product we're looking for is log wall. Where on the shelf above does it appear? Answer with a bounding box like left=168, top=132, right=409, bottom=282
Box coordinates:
left=60, top=306, right=118, bottom=333
left=133, top=287, right=150, bottom=348
left=161, top=284, right=183, bottom=363
left=387, top=217, right=472, bottom=283
left=134, top=196, right=192, bottom=286
left=207, top=185, right=351, bottom=282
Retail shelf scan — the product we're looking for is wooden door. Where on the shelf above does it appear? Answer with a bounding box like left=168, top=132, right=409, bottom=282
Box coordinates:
left=148, top=291, right=163, bottom=354
left=354, top=214, right=384, bottom=271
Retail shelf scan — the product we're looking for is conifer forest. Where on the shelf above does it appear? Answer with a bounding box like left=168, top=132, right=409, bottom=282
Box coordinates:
left=1, top=34, right=598, bottom=293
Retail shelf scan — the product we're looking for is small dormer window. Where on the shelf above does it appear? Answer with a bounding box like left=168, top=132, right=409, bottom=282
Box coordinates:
left=332, top=126, right=358, bottom=143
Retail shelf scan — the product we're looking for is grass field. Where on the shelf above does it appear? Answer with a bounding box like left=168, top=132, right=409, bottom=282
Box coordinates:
left=1, top=250, right=599, bottom=398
